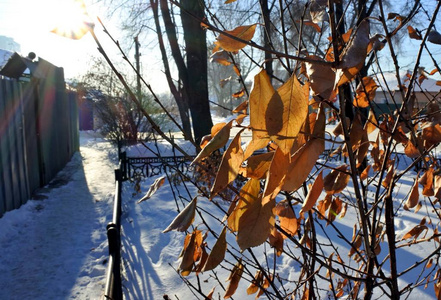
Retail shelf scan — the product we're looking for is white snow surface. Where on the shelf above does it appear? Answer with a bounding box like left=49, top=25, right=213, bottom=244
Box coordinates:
left=0, top=130, right=439, bottom=299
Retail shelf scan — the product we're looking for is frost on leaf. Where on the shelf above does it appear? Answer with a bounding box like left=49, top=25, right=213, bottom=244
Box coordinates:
left=215, top=24, right=257, bottom=52
left=163, top=197, right=197, bottom=233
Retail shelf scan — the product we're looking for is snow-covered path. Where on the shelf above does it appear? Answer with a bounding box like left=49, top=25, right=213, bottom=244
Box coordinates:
left=0, top=133, right=117, bottom=300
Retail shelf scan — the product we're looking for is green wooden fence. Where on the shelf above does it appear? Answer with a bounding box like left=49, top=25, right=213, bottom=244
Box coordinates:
left=0, top=61, right=79, bottom=217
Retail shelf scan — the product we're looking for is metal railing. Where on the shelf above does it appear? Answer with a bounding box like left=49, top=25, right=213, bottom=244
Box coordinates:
left=103, top=165, right=124, bottom=300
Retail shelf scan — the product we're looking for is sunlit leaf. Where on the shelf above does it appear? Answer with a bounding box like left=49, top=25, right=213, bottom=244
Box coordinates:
left=402, top=223, right=428, bottom=240
left=422, top=122, right=441, bottom=149
left=210, top=50, right=232, bottom=65
left=243, top=152, right=274, bottom=179
left=305, top=55, right=335, bottom=100
left=300, top=171, right=324, bottom=213
left=268, top=227, right=284, bottom=256
left=216, top=24, right=257, bottom=52
left=265, top=73, right=309, bottom=154
left=404, top=140, right=421, bottom=158
left=232, top=89, right=245, bottom=98
left=382, top=163, right=395, bottom=188
left=138, top=176, right=166, bottom=203
left=163, top=197, right=198, bottom=233
left=249, top=69, right=273, bottom=141
left=211, top=129, right=245, bottom=198
left=262, top=147, right=290, bottom=205
left=228, top=178, right=260, bottom=232
left=202, top=227, right=227, bottom=272
left=353, top=76, right=378, bottom=108
left=419, top=167, right=434, bottom=197
left=434, top=175, right=441, bottom=200
left=237, top=192, right=275, bottom=251
left=224, top=260, right=244, bottom=298
left=232, top=100, right=248, bottom=113
left=191, top=120, right=233, bottom=166
left=247, top=270, right=264, bottom=295
left=404, top=176, right=420, bottom=210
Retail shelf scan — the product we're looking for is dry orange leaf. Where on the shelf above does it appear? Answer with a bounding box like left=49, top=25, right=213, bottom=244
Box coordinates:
left=402, top=223, right=428, bottom=240
left=419, top=167, right=434, bottom=197
left=216, top=24, right=257, bottom=52
left=422, top=122, right=441, bottom=149
left=237, top=193, right=275, bottom=251
left=404, top=140, right=421, bottom=158
left=408, top=25, right=422, bottom=40
left=353, top=76, right=378, bottom=108
left=224, top=260, right=244, bottom=298
left=163, top=197, right=197, bottom=233
left=283, top=137, right=325, bottom=192
left=382, top=163, right=395, bottom=188
left=300, top=171, right=324, bottom=213
left=404, top=176, right=420, bottom=210
left=249, top=69, right=274, bottom=141
left=202, top=227, right=227, bottom=272
left=324, top=165, right=350, bottom=195
left=232, top=100, right=248, bottom=113
left=275, top=201, right=299, bottom=237
left=191, top=120, right=233, bottom=166
left=434, top=175, right=441, bottom=200
left=243, top=151, right=274, bottom=179
left=262, top=147, right=290, bottom=205
left=211, top=130, right=245, bottom=198
left=228, top=178, right=260, bottom=232
left=265, top=73, right=309, bottom=155
left=179, top=229, right=203, bottom=276
left=232, top=89, right=245, bottom=98
left=210, top=50, right=232, bottom=65
left=247, top=270, right=263, bottom=295
left=268, top=227, right=284, bottom=256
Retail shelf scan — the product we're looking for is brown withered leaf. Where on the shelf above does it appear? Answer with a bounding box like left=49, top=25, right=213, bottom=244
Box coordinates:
left=364, top=110, right=378, bottom=135
left=275, top=201, right=298, bottom=238
left=228, top=179, right=260, bottom=232
left=191, top=120, right=233, bottom=166
left=137, top=175, right=166, bottom=203
left=368, top=33, right=386, bottom=53
left=236, top=113, right=247, bottom=125
left=202, top=227, right=227, bottom=272
left=210, top=50, right=232, bottom=65
left=225, top=0, right=237, bottom=4
left=382, top=163, right=395, bottom=188
left=408, top=25, right=422, bottom=40
left=265, top=73, right=309, bottom=155
left=249, top=69, right=273, bottom=141
left=232, top=89, right=245, bottom=98
left=402, top=223, right=428, bottom=241
left=404, top=140, right=421, bottom=158
left=243, top=152, right=274, bottom=179
left=305, top=55, right=335, bottom=100
left=283, top=137, right=325, bottom=192
left=179, top=229, right=203, bottom=276
left=163, top=197, right=197, bottom=233
left=216, top=24, right=257, bottom=52
left=262, top=147, right=290, bottom=205
left=434, top=175, right=441, bottom=200
left=404, top=176, right=420, bottom=210
left=327, top=197, right=343, bottom=224
left=353, top=76, right=378, bottom=108
left=300, top=171, right=324, bottom=214
left=296, top=20, right=321, bottom=32
left=237, top=194, right=275, bottom=251
left=232, top=100, right=248, bottom=113
left=324, top=165, right=350, bottom=195
left=247, top=270, right=264, bottom=295
left=419, top=167, right=434, bottom=196
left=360, top=165, right=371, bottom=181
left=268, top=227, right=284, bottom=256
left=422, top=122, right=441, bottom=149
left=211, top=129, right=245, bottom=198
left=224, top=260, right=244, bottom=298
left=333, top=19, right=370, bottom=90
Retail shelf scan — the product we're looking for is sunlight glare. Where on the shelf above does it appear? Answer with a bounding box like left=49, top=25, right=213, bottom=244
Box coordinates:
left=51, top=0, right=94, bottom=40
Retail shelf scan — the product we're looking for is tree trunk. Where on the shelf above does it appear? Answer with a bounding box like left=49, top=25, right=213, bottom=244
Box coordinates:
left=180, top=0, right=213, bottom=145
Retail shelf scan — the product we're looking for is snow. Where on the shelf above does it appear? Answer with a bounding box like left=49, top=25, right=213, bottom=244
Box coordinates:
left=0, top=130, right=439, bottom=299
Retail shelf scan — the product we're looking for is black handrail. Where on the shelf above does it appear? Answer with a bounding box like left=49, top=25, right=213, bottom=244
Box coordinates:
left=103, top=167, right=123, bottom=300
